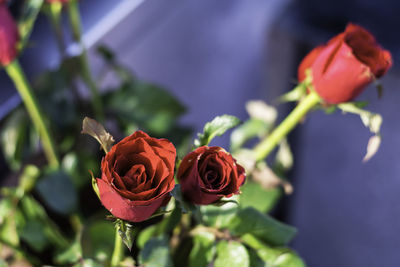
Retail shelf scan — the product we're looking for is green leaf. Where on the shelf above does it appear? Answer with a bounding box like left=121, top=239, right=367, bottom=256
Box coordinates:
left=137, top=225, right=159, bottom=249
left=81, top=117, right=115, bottom=154
left=273, top=252, right=306, bottom=267
left=73, top=258, right=104, bottom=267
left=0, top=198, right=13, bottom=223
left=115, top=219, right=136, bottom=250
left=0, top=199, right=20, bottom=246
left=228, top=207, right=297, bottom=246
left=214, top=240, right=249, bottom=267
left=36, top=170, right=78, bottom=215
left=19, top=164, right=40, bottom=193
left=0, top=109, right=31, bottom=170
left=247, top=247, right=267, bottom=267
left=239, top=182, right=281, bottom=213
left=159, top=206, right=182, bottom=233
left=242, top=234, right=305, bottom=267
left=189, top=231, right=216, bottom=267
left=81, top=221, right=114, bottom=261
left=139, top=236, right=173, bottom=267
left=20, top=220, right=49, bottom=252
left=55, top=238, right=82, bottom=265
left=134, top=82, right=185, bottom=134
left=200, top=197, right=239, bottom=228
left=89, top=171, right=100, bottom=200
left=20, top=196, right=69, bottom=249
left=230, top=119, right=271, bottom=152
left=279, top=83, right=307, bottom=103
left=17, top=0, right=44, bottom=51
left=105, top=81, right=186, bottom=135
left=196, top=115, right=240, bottom=147
left=62, top=152, right=97, bottom=188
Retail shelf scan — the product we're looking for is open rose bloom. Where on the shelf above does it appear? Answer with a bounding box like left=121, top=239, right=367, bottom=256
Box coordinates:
left=178, top=146, right=246, bottom=205
left=97, top=131, right=176, bottom=222
left=298, top=23, right=392, bottom=104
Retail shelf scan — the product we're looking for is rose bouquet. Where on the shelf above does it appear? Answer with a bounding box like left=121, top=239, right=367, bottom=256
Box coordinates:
left=0, top=1, right=392, bottom=266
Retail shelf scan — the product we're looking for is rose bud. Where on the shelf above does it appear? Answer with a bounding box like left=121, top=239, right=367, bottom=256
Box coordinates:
left=298, top=23, right=392, bottom=104
left=97, top=131, right=176, bottom=222
left=0, top=4, right=18, bottom=66
left=178, top=146, right=246, bottom=205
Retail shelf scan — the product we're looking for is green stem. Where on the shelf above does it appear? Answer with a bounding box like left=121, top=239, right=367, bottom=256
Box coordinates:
left=67, top=0, right=103, bottom=120
left=5, top=60, right=60, bottom=168
left=48, top=2, right=83, bottom=107
left=111, top=228, right=124, bottom=267
left=48, top=2, right=66, bottom=56
left=253, top=91, right=321, bottom=161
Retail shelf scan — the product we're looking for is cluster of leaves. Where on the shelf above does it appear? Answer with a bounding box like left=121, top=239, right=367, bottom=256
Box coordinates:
left=133, top=197, right=304, bottom=267
left=81, top=113, right=304, bottom=267
left=0, top=1, right=191, bottom=266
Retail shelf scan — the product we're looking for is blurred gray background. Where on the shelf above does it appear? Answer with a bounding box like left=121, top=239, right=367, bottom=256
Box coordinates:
left=1, top=0, right=400, bottom=266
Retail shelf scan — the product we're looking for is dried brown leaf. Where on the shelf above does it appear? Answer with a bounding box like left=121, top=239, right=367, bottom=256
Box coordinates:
left=81, top=117, right=114, bottom=153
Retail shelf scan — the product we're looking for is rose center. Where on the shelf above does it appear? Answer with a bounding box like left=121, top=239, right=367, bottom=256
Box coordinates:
left=123, top=164, right=146, bottom=190
left=204, top=170, right=220, bottom=188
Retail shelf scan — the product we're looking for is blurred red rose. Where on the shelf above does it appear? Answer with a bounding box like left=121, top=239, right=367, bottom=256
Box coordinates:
left=0, top=4, right=18, bottom=66
left=298, top=23, right=392, bottom=104
left=97, top=131, right=176, bottom=222
left=178, top=146, right=246, bottom=205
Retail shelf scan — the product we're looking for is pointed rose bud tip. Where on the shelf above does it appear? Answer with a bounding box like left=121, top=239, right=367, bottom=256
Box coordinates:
left=0, top=4, right=19, bottom=66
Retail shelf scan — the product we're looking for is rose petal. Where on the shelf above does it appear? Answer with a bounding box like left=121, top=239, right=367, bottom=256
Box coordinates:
left=344, top=24, right=392, bottom=78
left=150, top=143, right=176, bottom=172
left=97, top=178, right=168, bottom=222
left=298, top=45, right=324, bottom=82
left=111, top=169, right=126, bottom=190
left=312, top=39, right=373, bottom=104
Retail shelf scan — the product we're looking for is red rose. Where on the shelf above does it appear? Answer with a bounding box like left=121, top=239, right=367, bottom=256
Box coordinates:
left=298, top=23, right=392, bottom=104
left=97, top=131, right=176, bottom=222
left=177, top=146, right=246, bottom=205
left=0, top=4, right=18, bottom=66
